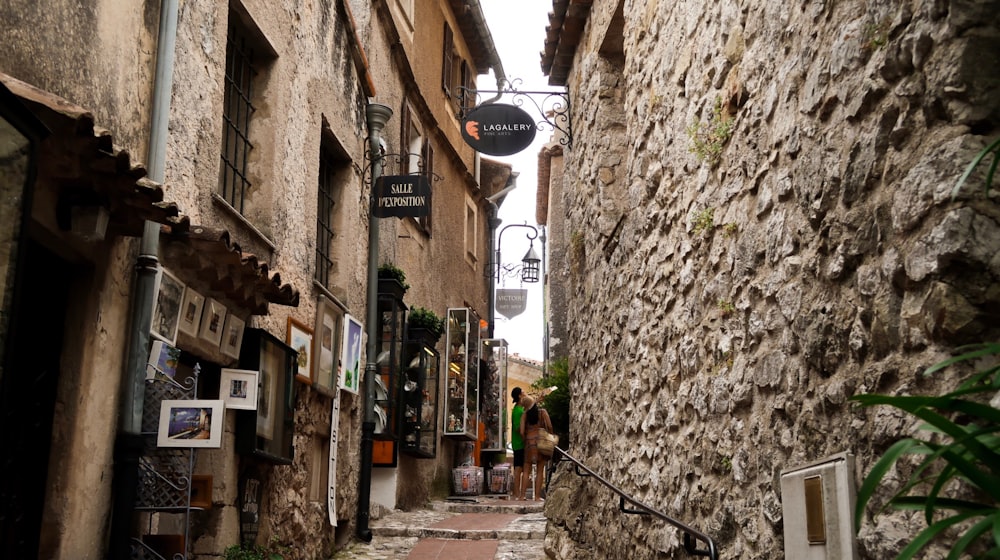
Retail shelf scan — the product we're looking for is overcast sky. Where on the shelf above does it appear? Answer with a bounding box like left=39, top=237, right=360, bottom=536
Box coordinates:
left=478, top=0, right=553, bottom=363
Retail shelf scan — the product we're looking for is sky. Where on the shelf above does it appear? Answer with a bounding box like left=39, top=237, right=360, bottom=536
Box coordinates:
left=477, top=0, right=553, bottom=363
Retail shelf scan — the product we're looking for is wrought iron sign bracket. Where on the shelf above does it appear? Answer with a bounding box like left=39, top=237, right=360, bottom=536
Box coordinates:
left=460, top=78, right=572, bottom=149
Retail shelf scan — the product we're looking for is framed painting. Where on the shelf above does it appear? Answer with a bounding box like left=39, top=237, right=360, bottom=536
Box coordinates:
left=313, top=296, right=344, bottom=395
left=199, top=298, right=228, bottom=347
left=220, top=368, right=259, bottom=410
left=156, top=399, right=224, bottom=448
left=177, top=287, right=205, bottom=338
left=340, top=314, right=362, bottom=394
left=151, top=268, right=185, bottom=345
left=221, top=313, right=246, bottom=359
left=287, top=317, right=314, bottom=385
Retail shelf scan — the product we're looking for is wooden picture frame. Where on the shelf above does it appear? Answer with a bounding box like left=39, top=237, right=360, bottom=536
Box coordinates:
left=156, top=399, right=224, bottom=448
left=151, top=268, right=185, bottom=345
left=313, top=297, right=344, bottom=395
left=220, top=313, right=246, bottom=359
left=287, top=317, right=314, bottom=384
left=177, top=287, right=205, bottom=338
left=219, top=368, right=259, bottom=410
left=198, top=298, right=227, bottom=347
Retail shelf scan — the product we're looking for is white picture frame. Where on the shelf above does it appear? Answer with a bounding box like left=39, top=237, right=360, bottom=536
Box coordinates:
left=220, top=313, right=246, bottom=359
left=151, top=269, right=185, bottom=345
left=177, top=288, right=205, bottom=338
left=219, top=368, right=259, bottom=410
left=199, top=298, right=227, bottom=346
left=156, top=399, right=224, bottom=448
left=340, top=314, right=363, bottom=394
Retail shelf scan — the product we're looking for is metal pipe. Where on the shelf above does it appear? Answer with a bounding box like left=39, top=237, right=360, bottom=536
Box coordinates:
left=109, top=1, right=178, bottom=558
left=485, top=175, right=517, bottom=337
left=357, top=102, right=392, bottom=542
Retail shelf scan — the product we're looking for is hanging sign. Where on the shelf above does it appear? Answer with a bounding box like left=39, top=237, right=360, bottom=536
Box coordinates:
left=374, top=175, right=431, bottom=218
left=495, top=289, right=528, bottom=319
left=461, top=103, right=537, bottom=156
left=238, top=470, right=263, bottom=546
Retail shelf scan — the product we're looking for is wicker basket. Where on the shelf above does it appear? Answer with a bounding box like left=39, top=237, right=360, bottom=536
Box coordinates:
left=487, top=466, right=512, bottom=494
left=452, top=466, right=483, bottom=496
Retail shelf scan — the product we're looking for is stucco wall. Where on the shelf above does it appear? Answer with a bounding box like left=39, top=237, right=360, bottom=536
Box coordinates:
left=546, top=0, right=1000, bottom=558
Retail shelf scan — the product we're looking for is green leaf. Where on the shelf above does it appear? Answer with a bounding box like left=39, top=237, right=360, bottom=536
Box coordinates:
left=897, top=511, right=979, bottom=560
left=948, top=516, right=997, bottom=560
left=953, top=136, right=1000, bottom=198
left=856, top=438, right=925, bottom=533
left=924, top=343, right=1000, bottom=376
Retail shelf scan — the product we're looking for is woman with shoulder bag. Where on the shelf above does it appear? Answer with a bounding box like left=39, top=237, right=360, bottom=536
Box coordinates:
left=519, top=396, right=554, bottom=501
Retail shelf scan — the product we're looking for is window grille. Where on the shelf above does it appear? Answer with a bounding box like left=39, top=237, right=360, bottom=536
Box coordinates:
left=220, top=20, right=257, bottom=214
left=315, top=144, right=339, bottom=289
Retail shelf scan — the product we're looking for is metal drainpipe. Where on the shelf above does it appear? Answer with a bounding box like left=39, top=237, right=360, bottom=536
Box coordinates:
left=109, top=1, right=178, bottom=558
left=357, top=102, right=392, bottom=542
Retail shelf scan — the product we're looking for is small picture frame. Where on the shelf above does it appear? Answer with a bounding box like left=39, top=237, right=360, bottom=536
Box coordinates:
left=177, top=288, right=205, bottom=338
left=190, top=474, right=213, bottom=509
left=156, top=399, right=224, bottom=448
left=220, top=314, right=246, bottom=359
left=314, top=296, right=344, bottom=395
left=340, top=314, right=363, bottom=394
left=152, top=269, right=185, bottom=345
left=287, top=317, right=314, bottom=385
left=199, top=298, right=227, bottom=347
left=219, top=368, right=259, bottom=410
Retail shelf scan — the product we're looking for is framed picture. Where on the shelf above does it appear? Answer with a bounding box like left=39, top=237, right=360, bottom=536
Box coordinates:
left=313, top=297, right=344, bottom=394
left=287, top=317, right=314, bottom=385
left=220, top=368, right=259, bottom=410
left=156, top=399, right=224, bottom=448
left=152, top=268, right=185, bottom=345
left=177, top=288, right=205, bottom=337
left=199, top=298, right=227, bottom=347
left=340, top=314, right=363, bottom=394
left=147, top=340, right=181, bottom=380
left=221, top=313, right=246, bottom=359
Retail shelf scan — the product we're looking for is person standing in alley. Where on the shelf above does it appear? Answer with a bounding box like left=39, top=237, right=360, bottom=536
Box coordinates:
left=510, top=387, right=527, bottom=500
left=519, top=395, right=553, bottom=501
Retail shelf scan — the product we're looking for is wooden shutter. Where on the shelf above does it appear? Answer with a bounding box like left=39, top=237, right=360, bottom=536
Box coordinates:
left=442, top=24, right=453, bottom=94
left=459, top=61, right=472, bottom=115
left=420, top=138, right=434, bottom=232
left=399, top=102, right=411, bottom=174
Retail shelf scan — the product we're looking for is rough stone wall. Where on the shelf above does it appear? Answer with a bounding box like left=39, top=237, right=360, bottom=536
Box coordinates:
left=546, top=0, right=1000, bottom=559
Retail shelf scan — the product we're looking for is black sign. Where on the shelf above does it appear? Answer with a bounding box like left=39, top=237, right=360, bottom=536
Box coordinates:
left=374, top=175, right=431, bottom=218
left=238, top=472, right=262, bottom=546
left=495, top=289, right=528, bottom=319
left=461, top=104, right=537, bottom=156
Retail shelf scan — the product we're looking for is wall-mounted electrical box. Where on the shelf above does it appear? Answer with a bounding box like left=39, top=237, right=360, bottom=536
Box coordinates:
left=780, top=452, right=859, bottom=559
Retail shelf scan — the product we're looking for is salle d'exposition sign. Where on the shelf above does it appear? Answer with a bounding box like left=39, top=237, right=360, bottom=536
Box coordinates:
left=461, top=103, right=537, bottom=156
left=495, top=288, right=528, bottom=319
left=374, top=175, right=431, bottom=218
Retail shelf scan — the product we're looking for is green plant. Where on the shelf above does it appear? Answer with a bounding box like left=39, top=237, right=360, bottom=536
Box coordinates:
left=378, top=262, right=410, bottom=290
left=953, top=136, right=1000, bottom=198
left=720, top=456, right=733, bottom=472
left=717, top=299, right=736, bottom=315
left=863, top=17, right=891, bottom=50
left=224, top=538, right=289, bottom=560
left=408, top=306, right=445, bottom=338
left=852, top=343, right=1000, bottom=559
left=533, top=357, right=570, bottom=442
left=722, top=222, right=738, bottom=238
left=686, top=97, right=735, bottom=165
left=691, top=207, right=715, bottom=236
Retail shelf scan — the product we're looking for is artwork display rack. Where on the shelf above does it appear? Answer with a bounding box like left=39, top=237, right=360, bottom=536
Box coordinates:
left=130, top=364, right=201, bottom=560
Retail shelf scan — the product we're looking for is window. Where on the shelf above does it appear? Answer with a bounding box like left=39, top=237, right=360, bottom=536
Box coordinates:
left=441, top=23, right=453, bottom=96
left=442, top=24, right=475, bottom=116
left=315, top=132, right=351, bottom=291
left=400, top=103, right=433, bottom=233
left=465, top=196, right=477, bottom=262
left=219, top=15, right=258, bottom=214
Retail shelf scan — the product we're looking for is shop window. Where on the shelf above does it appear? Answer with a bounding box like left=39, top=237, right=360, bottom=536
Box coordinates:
left=235, top=328, right=296, bottom=464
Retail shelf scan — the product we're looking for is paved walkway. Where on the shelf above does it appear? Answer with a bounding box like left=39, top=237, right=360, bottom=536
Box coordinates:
left=332, top=496, right=547, bottom=560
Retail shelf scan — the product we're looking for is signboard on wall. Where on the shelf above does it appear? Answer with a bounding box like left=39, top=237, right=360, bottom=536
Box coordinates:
left=461, top=103, right=537, bottom=156
left=495, top=289, right=528, bottom=319
left=374, top=175, right=431, bottom=218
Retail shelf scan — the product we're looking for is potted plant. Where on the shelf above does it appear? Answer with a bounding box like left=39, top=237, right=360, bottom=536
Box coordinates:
left=377, top=262, right=409, bottom=298
left=223, top=538, right=288, bottom=560
left=407, top=306, right=445, bottom=345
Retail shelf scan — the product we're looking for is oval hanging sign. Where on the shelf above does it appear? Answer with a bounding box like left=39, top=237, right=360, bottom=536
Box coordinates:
left=461, top=103, right=537, bottom=156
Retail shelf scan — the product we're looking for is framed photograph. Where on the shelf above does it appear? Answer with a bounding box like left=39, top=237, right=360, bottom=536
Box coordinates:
left=199, top=298, right=227, bottom=347
left=147, top=340, right=181, bottom=380
left=287, top=317, right=314, bottom=385
left=177, top=288, right=205, bottom=337
left=340, top=314, right=363, bottom=394
left=152, top=269, right=185, bottom=345
left=313, top=297, right=344, bottom=394
left=156, top=399, right=224, bottom=448
left=219, top=368, right=259, bottom=410
left=221, top=313, right=246, bottom=359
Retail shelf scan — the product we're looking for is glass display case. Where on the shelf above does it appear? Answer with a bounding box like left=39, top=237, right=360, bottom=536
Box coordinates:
left=373, top=291, right=407, bottom=468
left=400, top=342, right=439, bottom=458
left=443, top=308, right=480, bottom=440
left=479, top=338, right=508, bottom=452
left=236, top=328, right=296, bottom=464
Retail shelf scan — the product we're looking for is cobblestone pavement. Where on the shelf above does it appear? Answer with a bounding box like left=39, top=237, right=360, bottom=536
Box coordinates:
left=331, top=497, right=547, bottom=560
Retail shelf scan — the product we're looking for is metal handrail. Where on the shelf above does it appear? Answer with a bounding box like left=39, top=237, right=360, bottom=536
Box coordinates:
left=550, top=446, right=719, bottom=560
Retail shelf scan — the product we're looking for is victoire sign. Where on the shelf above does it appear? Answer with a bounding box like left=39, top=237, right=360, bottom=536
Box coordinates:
left=495, top=288, right=528, bottom=319
left=374, top=175, right=431, bottom=218
left=461, top=103, right=537, bottom=156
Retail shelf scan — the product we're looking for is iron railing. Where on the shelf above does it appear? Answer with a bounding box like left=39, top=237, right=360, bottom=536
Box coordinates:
left=550, top=446, right=719, bottom=560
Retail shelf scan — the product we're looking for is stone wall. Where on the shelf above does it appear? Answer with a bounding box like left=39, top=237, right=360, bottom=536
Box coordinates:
left=545, top=0, right=1000, bottom=558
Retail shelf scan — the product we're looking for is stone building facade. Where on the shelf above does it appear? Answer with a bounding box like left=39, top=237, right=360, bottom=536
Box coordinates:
left=539, top=0, right=1000, bottom=559
left=0, top=0, right=510, bottom=558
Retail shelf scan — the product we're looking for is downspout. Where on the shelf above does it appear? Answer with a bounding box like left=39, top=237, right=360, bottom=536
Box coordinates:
left=109, top=1, right=178, bottom=558
left=467, top=0, right=505, bottom=104
left=485, top=174, right=518, bottom=338
left=357, top=102, right=392, bottom=542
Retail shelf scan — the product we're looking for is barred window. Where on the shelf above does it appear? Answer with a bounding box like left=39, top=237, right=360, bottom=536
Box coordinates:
left=316, top=136, right=351, bottom=290
left=219, top=17, right=257, bottom=214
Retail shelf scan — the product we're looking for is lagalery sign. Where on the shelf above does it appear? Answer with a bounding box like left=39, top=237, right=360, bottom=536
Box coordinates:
left=461, top=103, right=537, bottom=156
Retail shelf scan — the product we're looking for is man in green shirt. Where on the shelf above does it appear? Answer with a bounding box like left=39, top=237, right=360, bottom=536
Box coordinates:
left=510, top=387, right=526, bottom=500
